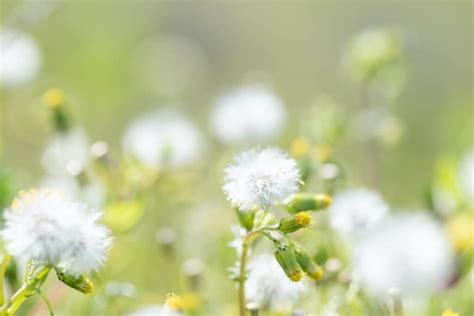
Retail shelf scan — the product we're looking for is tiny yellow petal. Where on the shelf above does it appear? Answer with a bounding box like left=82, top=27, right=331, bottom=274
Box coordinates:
left=43, top=89, right=65, bottom=108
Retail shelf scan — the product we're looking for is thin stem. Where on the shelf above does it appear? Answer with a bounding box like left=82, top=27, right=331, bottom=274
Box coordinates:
left=36, top=289, right=54, bottom=316
left=0, top=256, right=12, bottom=306
left=0, top=266, right=51, bottom=316
left=237, top=227, right=277, bottom=316
left=238, top=242, right=249, bottom=316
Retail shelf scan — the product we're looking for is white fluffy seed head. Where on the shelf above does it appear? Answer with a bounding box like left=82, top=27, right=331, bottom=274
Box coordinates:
left=123, top=108, right=203, bottom=169
left=223, top=148, right=300, bottom=211
left=42, top=128, right=90, bottom=176
left=329, top=188, right=389, bottom=242
left=211, top=85, right=286, bottom=144
left=353, top=213, right=455, bottom=299
left=0, top=29, right=41, bottom=87
left=246, top=254, right=307, bottom=311
left=1, top=189, right=112, bottom=275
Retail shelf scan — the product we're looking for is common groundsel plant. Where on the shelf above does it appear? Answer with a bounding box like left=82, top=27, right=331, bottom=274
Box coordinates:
left=223, top=148, right=331, bottom=316
left=0, top=189, right=112, bottom=315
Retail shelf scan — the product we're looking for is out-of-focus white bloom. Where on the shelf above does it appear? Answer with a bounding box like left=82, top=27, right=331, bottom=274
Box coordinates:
left=39, top=176, right=106, bottom=209
left=352, top=108, right=403, bottom=146
left=1, top=189, right=112, bottom=275
left=42, top=128, right=90, bottom=176
left=127, top=305, right=181, bottom=316
left=123, top=109, right=203, bottom=169
left=353, top=213, right=455, bottom=298
left=345, top=28, right=399, bottom=81
left=223, top=148, right=300, bottom=211
left=0, top=29, right=41, bottom=87
left=211, top=85, right=286, bottom=144
left=246, top=254, right=307, bottom=311
left=329, top=189, right=389, bottom=242
left=459, top=148, right=474, bottom=205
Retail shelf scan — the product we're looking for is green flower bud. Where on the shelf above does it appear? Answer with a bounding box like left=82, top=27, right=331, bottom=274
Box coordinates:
left=56, top=269, right=94, bottom=294
left=285, top=193, right=332, bottom=213
left=274, top=244, right=304, bottom=282
left=43, top=89, right=70, bottom=132
left=278, top=211, right=312, bottom=233
left=295, top=249, right=324, bottom=281
left=235, top=208, right=255, bottom=231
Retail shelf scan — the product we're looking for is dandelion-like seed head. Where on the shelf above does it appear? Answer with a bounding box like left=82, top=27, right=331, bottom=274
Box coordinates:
left=123, top=108, right=203, bottom=169
left=353, top=213, right=455, bottom=299
left=223, top=148, right=300, bottom=211
left=42, top=128, right=90, bottom=176
left=211, top=85, right=286, bottom=144
left=0, top=29, right=41, bottom=87
left=328, top=188, right=389, bottom=242
left=2, top=188, right=112, bottom=275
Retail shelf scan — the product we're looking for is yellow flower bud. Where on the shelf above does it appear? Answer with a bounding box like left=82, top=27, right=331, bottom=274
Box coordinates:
left=274, top=244, right=304, bottom=282
left=446, top=213, right=474, bottom=252
left=43, top=89, right=65, bottom=108
left=442, top=309, right=459, bottom=316
left=286, top=193, right=332, bottom=213
left=295, top=249, right=324, bottom=281
left=290, top=137, right=310, bottom=158
left=56, top=269, right=94, bottom=294
left=279, top=212, right=312, bottom=233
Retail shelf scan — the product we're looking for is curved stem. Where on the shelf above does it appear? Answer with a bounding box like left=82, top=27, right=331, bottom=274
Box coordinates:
left=36, top=289, right=54, bottom=316
left=0, top=266, right=51, bottom=316
left=237, top=227, right=278, bottom=316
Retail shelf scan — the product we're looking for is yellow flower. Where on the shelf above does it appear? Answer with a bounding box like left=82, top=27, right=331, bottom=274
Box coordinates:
left=446, top=213, right=474, bottom=252
left=43, top=89, right=65, bottom=108
left=164, top=292, right=201, bottom=311
left=312, top=144, right=332, bottom=162
left=442, top=309, right=459, bottom=316
left=290, top=137, right=310, bottom=158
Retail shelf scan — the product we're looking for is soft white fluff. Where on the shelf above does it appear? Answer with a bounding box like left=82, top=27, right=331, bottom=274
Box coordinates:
left=329, top=188, right=389, bottom=242
left=223, top=148, right=300, bottom=211
left=246, top=254, right=306, bottom=311
left=123, top=109, right=203, bottom=169
left=211, top=85, right=286, bottom=144
left=0, top=29, right=41, bottom=87
left=42, top=128, right=90, bottom=176
left=2, top=189, right=112, bottom=275
left=353, top=213, right=455, bottom=298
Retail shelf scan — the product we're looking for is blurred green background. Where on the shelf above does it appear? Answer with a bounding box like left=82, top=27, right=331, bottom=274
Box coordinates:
left=0, top=1, right=473, bottom=315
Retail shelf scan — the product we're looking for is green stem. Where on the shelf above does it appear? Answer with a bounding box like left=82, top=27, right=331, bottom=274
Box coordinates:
left=0, top=256, right=12, bottom=306
left=0, top=266, right=51, bottom=316
left=36, top=289, right=54, bottom=316
left=237, top=227, right=278, bottom=316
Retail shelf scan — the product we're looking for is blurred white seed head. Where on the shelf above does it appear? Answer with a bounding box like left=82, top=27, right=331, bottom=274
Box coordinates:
left=223, top=148, right=300, bottom=211
left=329, top=188, right=389, bottom=242
left=39, top=176, right=106, bottom=209
left=123, top=108, right=203, bottom=169
left=459, top=148, right=474, bottom=205
left=1, top=189, right=112, bottom=275
left=353, top=213, right=455, bottom=299
left=211, top=85, right=286, bottom=144
left=0, top=29, right=41, bottom=87
left=246, top=254, right=307, bottom=311
left=42, top=128, right=90, bottom=176
left=345, top=28, right=399, bottom=82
